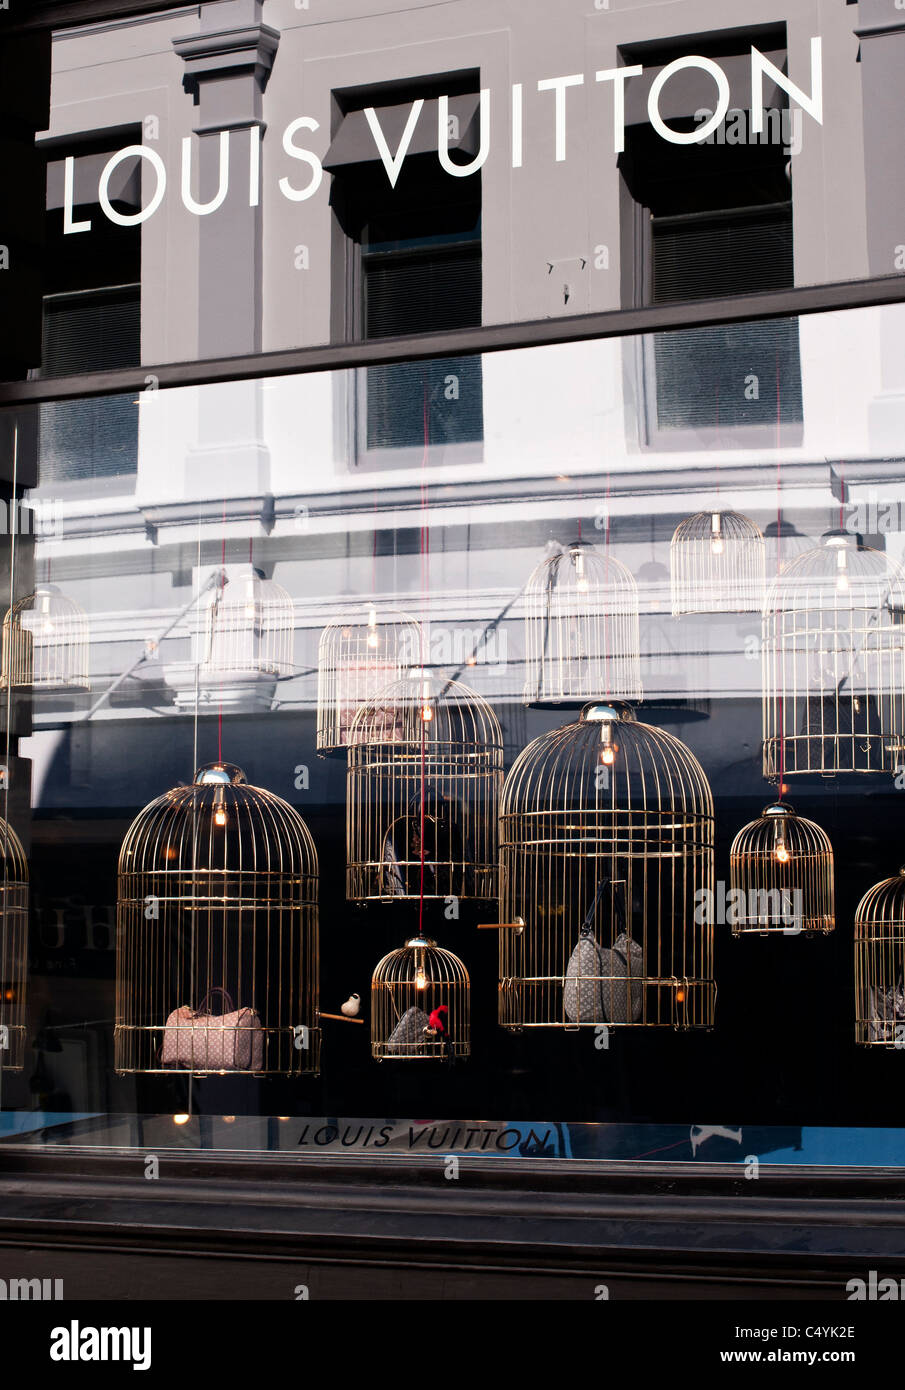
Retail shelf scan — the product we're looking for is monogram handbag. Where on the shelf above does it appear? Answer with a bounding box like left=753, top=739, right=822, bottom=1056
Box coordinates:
left=564, top=879, right=644, bottom=1024
left=161, top=987, right=264, bottom=1071
left=386, top=1005, right=431, bottom=1054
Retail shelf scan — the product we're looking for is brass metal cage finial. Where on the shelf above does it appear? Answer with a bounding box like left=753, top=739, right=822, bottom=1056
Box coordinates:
left=316, top=605, right=422, bottom=754
left=762, top=534, right=905, bottom=776
left=196, top=569, right=293, bottom=682
left=346, top=670, right=503, bottom=902
left=523, top=542, right=642, bottom=706
left=498, top=701, right=715, bottom=1030
left=115, top=762, right=320, bottom=1075
left=729, top=801, right=834, bottom=935
left=371, top=935, right=470, bottom=1061
left=1, top=585, right=89, bottom=690
left=670, top=510, right=766, bottom=616
left=0, top=818, right=29, bottom=1071
left=855, top=867, right=905, bottom=1046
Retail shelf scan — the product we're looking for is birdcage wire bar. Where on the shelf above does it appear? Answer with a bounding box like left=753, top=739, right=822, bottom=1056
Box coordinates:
left=1, top=585, right=89, bottom=690
left=670, top=510, right=766, bottom=616
left=0, top=819, right=29, bottom=1072
left=115, top=762, right=320, bottom=1075
left=763, top=535, right=905, bottom=776
left=371, top=936, right=470, bottom=1061
left=196, top=570, right=294, bottom=680
left=524, top=542, right=642, bottom=706
left=317, top=605, right=422, bottom=754
left=498, top=701, right=715, bottom=1030
left=347, top=670, right=503, bottom=902
left=855, top=868, right=905, bottom=1047
left=729, top=802, right=834, bottom=935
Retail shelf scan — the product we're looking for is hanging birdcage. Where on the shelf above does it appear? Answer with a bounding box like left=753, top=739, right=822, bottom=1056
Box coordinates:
left=115, top=762, right=320, bottom=1076
left=346, top=669, right=503, bottom=902
left=670, top=510, right=766, bottom=616
left=317, top=605, right=421, bottom=755
left=523, top=542, right=642, bottom=706
left=1, top=585, right=89, bottom=690
left=855, top=868, right=905, bottom=1047
left=497, top=701, right=715, bottom=1030
left=729, top=802, right=834, bottom=935
left=196, top=569, right=293, bottom=681
left=371, top=935, right=470, bottom=1061
left=0, top=819, right=29, bottom=1072
left=763, top=534, right=905, bottom=777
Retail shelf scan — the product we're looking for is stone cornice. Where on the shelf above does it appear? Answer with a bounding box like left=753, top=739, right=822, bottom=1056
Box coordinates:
left=172, top=22, right=280, bottom=95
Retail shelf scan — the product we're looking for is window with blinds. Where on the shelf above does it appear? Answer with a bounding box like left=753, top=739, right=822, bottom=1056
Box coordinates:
left=329, top=77, right=483, bottom=466
left=650, top=204, right=802, bottom=433
left=39, top=286, right=141, bottom=486
left=363, top=241, right=482, bottom=452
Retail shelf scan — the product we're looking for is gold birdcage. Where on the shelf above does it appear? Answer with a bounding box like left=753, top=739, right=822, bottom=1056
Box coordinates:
left=115, top=762, right=320, bottom=1075
left=317, top=605, right=421, bottom=754
left=670, top=510, right=766, bottom=616
left=196, top=569, right=293, bottom=681
left=729, top=802, right=834, bottom=935
left=855, top=868, right=905, bottom=1047
left=523, top=542, right=641, bottom=706
left=346, top=669, right=503, bottom=902
left=371, top=935, right=470, bottom=1061
left=496, top=701, right=715, bottom=1030
left=1, top=585, right=89, bottom=690
left=0, top=819, right=29, bottom=1072
left=763, top=535, right=905, bottom=777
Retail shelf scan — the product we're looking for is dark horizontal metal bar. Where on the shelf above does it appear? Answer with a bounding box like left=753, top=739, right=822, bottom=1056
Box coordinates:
left=0, top=0, right=225, bottom=36
left=3, top=272, right=905, bottom=408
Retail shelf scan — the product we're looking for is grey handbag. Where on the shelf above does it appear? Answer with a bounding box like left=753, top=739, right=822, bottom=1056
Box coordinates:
left=386, top=1005, right=431, bottom=1053
left=600, top=931, right=644, bottom=1024
left=564, top=879, right=644, bottom=1024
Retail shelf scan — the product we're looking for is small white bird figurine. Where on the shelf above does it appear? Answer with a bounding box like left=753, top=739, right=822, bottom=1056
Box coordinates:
left=341, top=993, right=361, bottom=1017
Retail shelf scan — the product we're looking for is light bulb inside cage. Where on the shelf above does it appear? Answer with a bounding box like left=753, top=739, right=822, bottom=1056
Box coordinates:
left=497, top=701, right=716, bottom=1030
left=729, top=802, right=834, bottom=935
left=371, top=936, right=471, bottom=1061
left=855, top=867, right=905, bottom=1046
left=670, top=510, right=765, bottom=616
left=115, top=761, right=321, bottom=1076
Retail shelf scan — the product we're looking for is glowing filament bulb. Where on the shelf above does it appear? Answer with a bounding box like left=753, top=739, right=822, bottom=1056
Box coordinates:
left=710, top=513, right=724, bottom=556
left=214, top=806, right=228, bottom=827
left=243, top=577, right=257, bottom=619
left=173, top=1114, right=190, bottom=1126
left=420, top=679, right=433, bottom=722
left=421, top=705, right=433, bottom=722
left=600, top=724, right=617, bottom=766
left=366, top=606, right=379, bottom=648
left=600, top=746, right=615, bottom=767
left=775, top=841, right=790, bottom=864
left=414, top=968, right=428, bottom=991
left=836, top=548, right=849, bottom=593
left=574, top=549, right=589, bottom=592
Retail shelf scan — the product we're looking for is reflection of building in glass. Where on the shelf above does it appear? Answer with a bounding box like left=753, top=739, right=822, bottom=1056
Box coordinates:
left=0, top=819, right=29, bottom=1072
left=316, top=606, right=421, bottom=754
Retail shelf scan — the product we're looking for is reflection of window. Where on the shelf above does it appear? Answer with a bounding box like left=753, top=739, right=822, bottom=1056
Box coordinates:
left=40, top=286, right=140, bottom=486
left=38, top=136, right=142, bottom=491
left=328, top=80, right=483, bottom=468
left=619, top=31, right=803, bottom=445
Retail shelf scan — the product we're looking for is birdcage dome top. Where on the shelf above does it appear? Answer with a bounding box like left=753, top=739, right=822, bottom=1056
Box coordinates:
left=856, top=868, right=905, bottom=918
left=118, top=764, right=317, bottom=878
left=502, top=704, right=712, bottom=816
left=194, top=762, right=247, bottom=786
left=349, top=669, right=502, bottom=749
left=768, top=532, right=904, bottom=599
left=7, top=584, right=86, bottom=620
left=730, top=801, right=831, bottom=852
left=672, top=509, right=763, bottom=540
left=526, top=541, right=636, bottom=589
